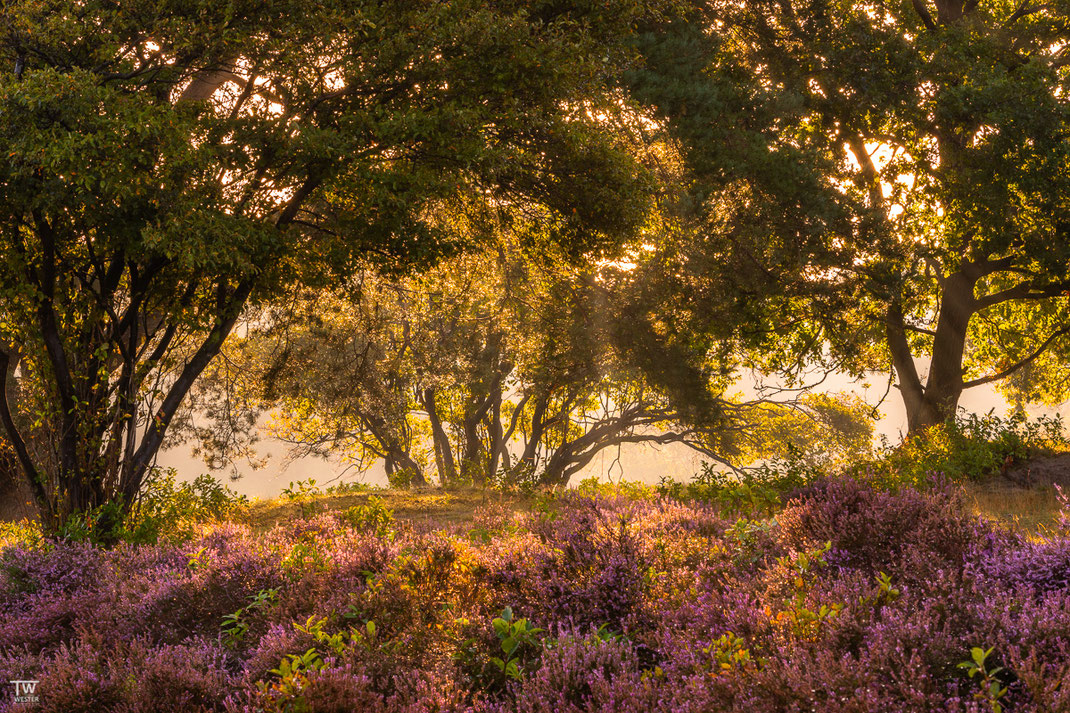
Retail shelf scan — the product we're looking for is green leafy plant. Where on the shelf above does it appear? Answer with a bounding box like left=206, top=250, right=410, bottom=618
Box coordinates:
left=873, top=571, right=900, bottom=604
left=490, top=606, right=544, bottom=682
left=0, top=519, right=42, bottom=550
left=256, top=647, right=325, bottom=704
left=576, top=476, right=658, bottom=500
left=186, top=546, right=210, bottom=572
left=775, top=542, right=844, bottom=639
left=724, top=517, right=776, bottom=566
left=280, top=540, right=330, bottom=578
left=128, top=470, right=248, bottom=543
left=282, top=479, right=322, bottom=517
left=341, top=496, right=395, bottom=538
left=222, top=588, right=279, bottom=648
left=867, top=412, right=1069, bottom=489
left=595, top=623, right=629, bottom=644
left=324, top=481, right=375, bottom=495
left=295, top=614, right=398, bottom=665
left=490, top=462, right=542, bottom=495
left=703, top=632, right=753, bottom=675
left=959, top=646, right=1009, bottom=713
left=386, top=467, right=418, bottom=489
left=664, top=461, right=813, bottom=516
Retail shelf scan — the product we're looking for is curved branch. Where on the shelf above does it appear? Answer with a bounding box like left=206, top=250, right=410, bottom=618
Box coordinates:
left=962, top=322, right=1070, bottom=388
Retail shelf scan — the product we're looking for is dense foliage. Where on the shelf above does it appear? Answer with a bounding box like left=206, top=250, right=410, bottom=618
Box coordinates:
left=0, top=0, right=656, bottom=530
left=191, top=247, right=874, bottom=488
left=627, top=0, right=1070, bottom=432
left=2, top=477, right=1070, bottom=711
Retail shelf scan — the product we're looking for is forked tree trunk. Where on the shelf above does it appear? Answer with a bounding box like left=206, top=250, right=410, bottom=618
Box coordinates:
left=887, top=268, right=979, bottom=436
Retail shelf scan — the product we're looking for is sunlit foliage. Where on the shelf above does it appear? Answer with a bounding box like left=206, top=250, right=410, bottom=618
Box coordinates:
left=0, top=0, right=661, bottom=529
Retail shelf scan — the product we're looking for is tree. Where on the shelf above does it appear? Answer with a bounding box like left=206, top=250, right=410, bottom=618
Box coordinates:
left=209, top=242, right=872, bottom=488
left=628, top=0, right=1070, bottom=434
left=0, top=0, right=654, bottom=529
left=214, top=246, right=691, bottom=488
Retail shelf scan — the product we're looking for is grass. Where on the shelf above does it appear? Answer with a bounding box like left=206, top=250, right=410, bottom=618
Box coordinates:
left=963, top=481, right=1064, bottom=534
left=2, top=468, right=1067, bottom=540
left=241, top=481, right=1066, bottom=535
left=240, top=486, right=534, bottom=532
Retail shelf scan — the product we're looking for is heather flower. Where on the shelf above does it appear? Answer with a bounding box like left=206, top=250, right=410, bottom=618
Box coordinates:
left=0, top=477, right=1068, bottom=712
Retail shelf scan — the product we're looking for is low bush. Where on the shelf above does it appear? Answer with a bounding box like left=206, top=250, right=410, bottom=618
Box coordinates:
left=675, top=412, right=1070, bottom=505
left=128, top=470, right=249, bottom=543
left=866, top=411, right=1070, bottom=489
left=658, top=460, right=814, bottom=516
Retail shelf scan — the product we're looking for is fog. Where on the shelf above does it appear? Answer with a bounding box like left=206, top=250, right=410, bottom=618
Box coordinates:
left=157, top=363, right=1070, bottom=499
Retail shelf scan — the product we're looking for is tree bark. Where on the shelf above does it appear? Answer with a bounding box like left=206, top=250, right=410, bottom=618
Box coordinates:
left=365, top=412, right=426, bottom=486
left=887, top=266, right=979, bottom=435
left=487, top=385, right=504, bottom=481
left=422, top=388, right=456, bottom=484
left=0, top=349, right=36, bottom=522
left=921, top=269, right=976, bottom=427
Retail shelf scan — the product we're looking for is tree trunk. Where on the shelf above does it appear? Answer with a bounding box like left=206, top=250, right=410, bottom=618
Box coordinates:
left=383, top=448, right=426, bottom=486
left=0, top=349, right=56, bottom=524
left=921, top=270, right=975, bottom=427
left=887, top=267, right=978, bottom=436
left=487, top=385, right=504, bottom=481
left=0, top=353, right=34, bottom=522
left=366, top=413, right=426, bottom=486
left=540, top=443, right=574, bottom=487
left=422, top=388, right=457, bottom=484
left=461, top=411, right=484, bottom=484
left=517, top=392, right=550, bottom=470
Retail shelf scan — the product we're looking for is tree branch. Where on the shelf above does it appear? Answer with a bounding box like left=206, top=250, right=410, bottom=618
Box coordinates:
left=0, top=348, right=50, bottom=518
left=975, top=280, right=1070, bottom=310
left=962, top=322, right=1070, bottom=388
left=911, top=0, right=937, bottom=31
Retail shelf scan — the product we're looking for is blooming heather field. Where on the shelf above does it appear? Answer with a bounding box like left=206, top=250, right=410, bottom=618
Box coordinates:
left=2, top=479, right=1070, bottom=712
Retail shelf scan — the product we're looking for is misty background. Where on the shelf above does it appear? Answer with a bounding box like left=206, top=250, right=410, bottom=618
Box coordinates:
left=159, top=367, right=1063, bottom=499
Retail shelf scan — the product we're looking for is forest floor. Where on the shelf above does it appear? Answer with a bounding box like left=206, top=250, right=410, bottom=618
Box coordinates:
left=962, top=452, right=1070, bottom=532
left=237, top=461, right=1070, bottom=535
left=241, top=486, right=535, bottom=533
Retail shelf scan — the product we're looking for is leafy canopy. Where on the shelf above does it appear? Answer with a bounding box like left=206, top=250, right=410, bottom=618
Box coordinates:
left=0, top=0, right=657, bottom=528
left=626, top=0, right=1070, bottom=432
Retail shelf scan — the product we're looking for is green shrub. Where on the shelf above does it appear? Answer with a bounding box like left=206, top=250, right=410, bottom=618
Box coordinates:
left=125, top=469, right=248, bottom=543
left=864, top=412, right=1069, bottom=489
left=576, top=476, right=657, bottom=500
left=677, top=413, right=1070, bottom=504
left=0, top=518, right=42, bottom=550
left=386, top=467, right=418, bottom=489
left=660, top=461, right=816, bottom=516
left=489, top=462, right=542, bottom=495
left=341, top=496, right=395, bottom=538
left=324, top=481, right=375, bottom=495
left=281, top=478, right=322, bottom=517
